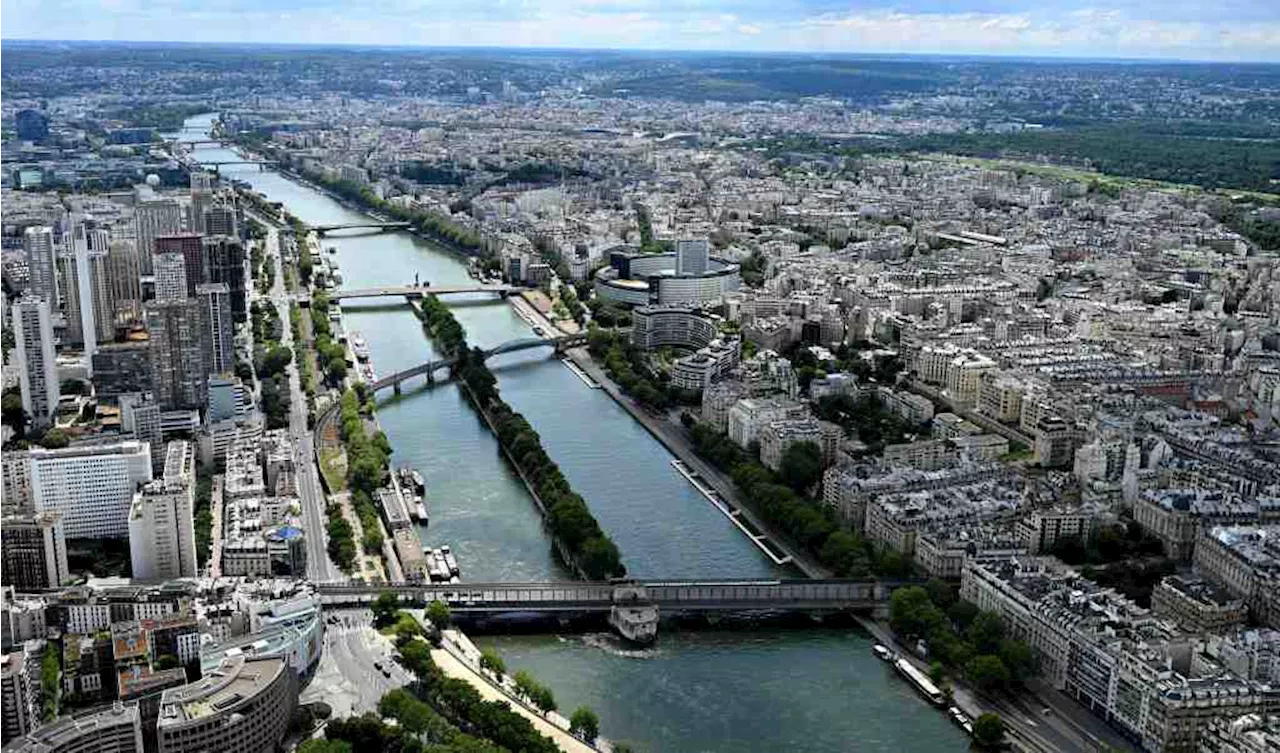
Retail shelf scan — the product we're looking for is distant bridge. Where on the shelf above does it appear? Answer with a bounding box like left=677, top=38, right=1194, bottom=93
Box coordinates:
left=190, top=160, right=279, bottom=173
left=316, top=579, right=900, bottom=615
left=372, top=333, right=589, bottom=393
left=314, top=222, right=411, bottom=235
left=170, top=139, right=229, bottom=148
left=328, top=284, right=523, bottom=301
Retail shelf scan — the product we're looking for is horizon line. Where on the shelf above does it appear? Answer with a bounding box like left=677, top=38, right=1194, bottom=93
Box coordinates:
left=3, top=37, right=1279, bottom=66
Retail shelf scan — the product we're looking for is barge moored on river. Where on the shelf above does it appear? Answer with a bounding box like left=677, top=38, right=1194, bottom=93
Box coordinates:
left=397, top=466, right=429, bottom=523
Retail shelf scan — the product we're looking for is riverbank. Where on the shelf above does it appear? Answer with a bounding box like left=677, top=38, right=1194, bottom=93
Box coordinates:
left=565, top=348, right=830, bottom=579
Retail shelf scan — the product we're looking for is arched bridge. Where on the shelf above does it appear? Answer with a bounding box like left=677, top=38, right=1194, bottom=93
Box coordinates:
left=317, top=579, right=903, bottom=613
left=314, top=221, right=411, bottom=235
left=329, top=284, right=524, bottom=300
left=373, top=333, right=589, bottom=393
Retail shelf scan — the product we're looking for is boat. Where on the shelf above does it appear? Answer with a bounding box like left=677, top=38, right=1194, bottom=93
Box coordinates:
left=948, top=707, right=974, bottom=735
left=397, top=467, right=430, bottom=523
left=873, top=644, right=894, bottom=661
left=409, top=469, right=426, bottom=495
left=442, top=545, right=459, bottom=576
left=351, top=333, right=370, bottom=362
left=608, top=585, right=658, bottom=645
left=893, top=657, right=946, bottom=706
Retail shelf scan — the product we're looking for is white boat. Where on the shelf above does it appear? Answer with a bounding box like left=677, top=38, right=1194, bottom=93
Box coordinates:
left=442, top=545, right=459, bottom=576
left=608, top=584, right=658, bottom=645
left=873, top=644, right=894, bottom=661
left=893, top=657, right=946, bottom=706
left=351, top=334, right=370, bottom=362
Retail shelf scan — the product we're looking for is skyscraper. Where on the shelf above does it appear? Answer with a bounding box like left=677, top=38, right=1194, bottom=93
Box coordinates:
left=22, top=226, right=58, bottom=305
left=0, top=512, right=69, bottom=591
left=59, top=224, right=115, bottom=354
left=145, top=299, right=207, bottom=410
left=12, top=294, right=60, bottom=428
left=196, top=282, right=234, bottom=375
left=135, top=199, right=185, bottom=275
left=201, top=236, right=247, bottom=323
left=201, top=197, right=238, bottom=237
left=152, top=252, right=189, bottom=304
left=190, top=171, right=215, bottom=231
left=128, top=441, right=197, bottom=581
left=676, top=239, right=710, bottom=276
left=154, top=233, right=204, bottom=298
left=120, top=392, right=164, bottom=473
left=106, top=235, right=143, bottom=326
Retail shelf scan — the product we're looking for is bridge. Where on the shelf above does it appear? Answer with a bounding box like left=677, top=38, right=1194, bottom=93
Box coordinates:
left=188, top=160, right=279, bottom=173
left=169, top=139, right=229, bottom=148
left=372, top=333, right=589, bottom=393
left=313, top=221, right=412, bottom=235
left=328, top=284, right=523, bottom=301
left=316, top=579, right=900, bottom=616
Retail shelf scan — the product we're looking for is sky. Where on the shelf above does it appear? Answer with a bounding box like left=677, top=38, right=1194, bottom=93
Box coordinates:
left=4, top=0, right=1280, bottom=62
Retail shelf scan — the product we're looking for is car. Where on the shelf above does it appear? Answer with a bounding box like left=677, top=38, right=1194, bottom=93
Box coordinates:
left=382, top=669, right=392, bottom=678
left=374, top=661, right=382, bottom=671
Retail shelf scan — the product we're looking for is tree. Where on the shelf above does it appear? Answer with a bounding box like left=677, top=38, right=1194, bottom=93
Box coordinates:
left=779, top=441, right=823, bottom=492
left=426, top=599, right=451, bottom=630
left=1, top=390, right=27, bottom=438
left=569, top=706, right=600, bottom=742
left=298, top=741, right=353, bottom=753
left=155, top=654, right=180, bottom=670
left=971, top=713, right=1007, bottom=749
left=479, top=648, right=506, bottom=676
left=966, top=611, right=1006, bottom=655
left=966, top=654, right=1011, bottom=693
left=38, top=428, right=69, bottom=449
left=371, top=592, right=399, bottom=628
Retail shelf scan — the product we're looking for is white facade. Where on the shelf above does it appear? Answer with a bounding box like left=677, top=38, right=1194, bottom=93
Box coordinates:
left=30, top=441, right=154, bottom=538
left=128, top=442, right=197, bottom=581
left=13, top=296, right=60, bottom=428
left=23, top=226, right=59, bottom=305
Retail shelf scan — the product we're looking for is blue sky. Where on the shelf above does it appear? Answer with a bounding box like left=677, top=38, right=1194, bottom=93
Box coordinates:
left=4, top=0, right=1279, bottom=61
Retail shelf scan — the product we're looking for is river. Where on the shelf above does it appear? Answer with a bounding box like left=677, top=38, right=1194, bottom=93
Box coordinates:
left=180, top=114, right=968, bottom=752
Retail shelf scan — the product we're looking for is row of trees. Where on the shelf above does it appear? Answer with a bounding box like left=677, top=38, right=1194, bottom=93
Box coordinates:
left=889, top=583, right=1035, bottom=695
left=249, top=300, right=293, bottom=430
left=338, top=388, right=391, bottom=555
left=415, top=296, right=626, bottom=580
left=309, top=293, right=351, bottom=386
left=193, top=471, right=213, bottom=568
left=688, top=422, right=911, bottom=578
left=587, top=327, right=700, bottom=411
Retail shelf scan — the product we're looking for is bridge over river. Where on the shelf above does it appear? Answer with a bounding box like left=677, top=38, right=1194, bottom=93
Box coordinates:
left=329, top=283, right=524, bottom=300
left=370, top=333, right=589, bottom=393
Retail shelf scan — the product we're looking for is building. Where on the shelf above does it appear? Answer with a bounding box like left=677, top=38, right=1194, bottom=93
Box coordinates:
left=726, top=396, right=805, bottom=449
left=119, top=393, right=164, bottom=472
left=201, top=202, right=237, bottom=237
left=195, top=283, right=233, bottom=375
left=596, top=249, right=741, bottom=306
left=135, top=200, right=186, bottom=275
left=105, top=237, right=142, bottom=327
left=1, top=512, right=69, bottom=591
left=1033, top=416, right=1084, bottom=468
left=91, top=343, right=153, bottom=400
left=1017, top=510, right=1095, bottom=554
left=153, top=234, right=203, bottom=299
left=675, top=238, right=709, bottom=275
left=1197, top=714, right=1280, bottom=753
left=883, top=439, right=955, bottom=471
left=59, top=225, right=114, bottom=354
left=1151, top=576, right=1247, bottom=635
left=5, top=701, right=143, bottom=753
left=1135, top=490, right=1265, bottom=562
left=13, top=295, right=60, bottom=428
left=145, top=299, right=206, bottom=411
left=2, top=651, right=36, bottom=744
left=155, top=655, right=296, bottom=753
left=878, top=386, right=935, bottom=425
left=3, top=451, right=33, bottom=516
left=630, top=304, right=719, bottom=351
left=758, top=418, right=823, bottom=472
left=150, top=252, right=189, bottom=304
left=670, top=338, right=741, bottom=391
left=128, top=442, right=198, bottom=581
left=30, top=441, right=154, bottom=539
left=1194, top=526, right=1280, bottom=629
left=200, top=236, right=246, bottom=323
left=701, top=381, right=746, bottom=433
left=977, top=373, right=1026, bottom=424
left=23, top=226, right=58, bottom=305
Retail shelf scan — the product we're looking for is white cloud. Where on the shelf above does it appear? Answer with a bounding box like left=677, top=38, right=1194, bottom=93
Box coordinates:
left=737, top=23, right=761, bottom=35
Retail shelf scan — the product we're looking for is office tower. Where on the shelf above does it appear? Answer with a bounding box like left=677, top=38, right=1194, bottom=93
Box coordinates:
left=92, top=342, right=153, bottom=399
left=120, top=393, right=164, bottom=473
left=152, top=252, right=189, bottom=304
left=22, top=226, right=58, bottom=305
left=195, top=283, right=234, bottom=375
left=29, top=441, right=153, bottom=538
left=202, top=199, right=238, bottom=237
left=0, top=512, right=69, bottom=591
left=155, top=656, right=296, bottom=753
left=107, top=235, right=143, bottom=326
left=135, top=199, right=185, bottom=275
left=154, top=233, right=203, bottom=298
left=58, top=225, right=114, bottom=353
left=145, top=299, right=207, bottom=410
left=676, top=239, right=710, bottom=275
left=129, top=441, right=197, bottom=581
left=12, top=295, right=60, bottom=429
left=2, top=452, right=33, bottom=517
left=200, top=236, right=247, bottom=322
left=1, top=650, right=36, bottom=744
left=189, top=171, right=215, bottom=230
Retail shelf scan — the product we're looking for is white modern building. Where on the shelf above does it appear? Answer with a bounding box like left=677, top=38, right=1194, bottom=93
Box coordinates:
left=30, top=441, right=154, bottom=538
left=128, top=442, right=198, bottom=581
left=12, top=294, right=60, bottom=428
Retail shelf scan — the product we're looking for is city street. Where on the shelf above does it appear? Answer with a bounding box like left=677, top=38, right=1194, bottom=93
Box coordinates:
left=250, top=211, right=340, bottom=582
left=301, top=609, right=412, bottom=716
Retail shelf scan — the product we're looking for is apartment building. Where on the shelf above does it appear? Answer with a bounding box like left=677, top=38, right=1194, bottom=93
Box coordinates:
left=30, top=441, right=154, bottom=538
left=128, top=442, right=198, bottom=581
left=1193, top=526, right=1280, bottom=629
left=1151, top=576, right=1247, bottom=635
left=155, top=655, right=296, bottom=753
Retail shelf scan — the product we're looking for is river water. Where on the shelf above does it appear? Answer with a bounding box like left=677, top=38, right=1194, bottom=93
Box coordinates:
left=181, top=114, right=967, bottom=752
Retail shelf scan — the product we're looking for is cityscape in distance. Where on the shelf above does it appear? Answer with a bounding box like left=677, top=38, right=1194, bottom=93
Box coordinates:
left=0, top=9, right=1279, bottom=753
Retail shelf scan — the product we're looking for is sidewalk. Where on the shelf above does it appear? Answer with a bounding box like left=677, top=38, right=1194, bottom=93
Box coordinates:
left=430, top=630, right=603, bottom=753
